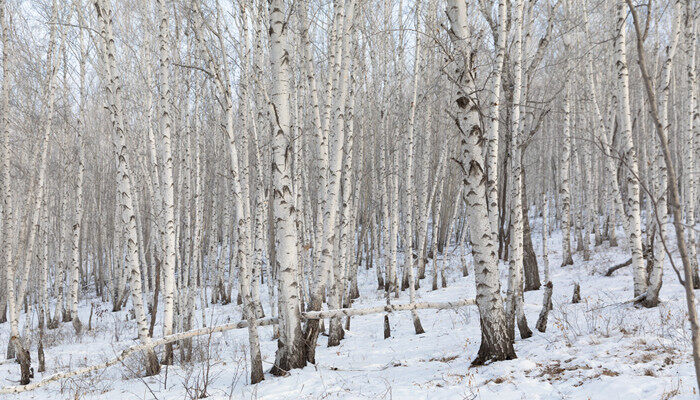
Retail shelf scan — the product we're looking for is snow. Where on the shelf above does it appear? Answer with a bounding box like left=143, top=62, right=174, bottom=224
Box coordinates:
left=1, top=220, right=698, bottom=399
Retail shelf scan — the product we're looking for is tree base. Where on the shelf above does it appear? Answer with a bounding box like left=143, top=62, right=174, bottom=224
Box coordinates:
left=560, top=254, right=574, bottom=267
left=303, top=318, right=321, bottom=364
left=11, top=337, right=32, bottom=385
left=640, top=296, right=659, bottom=308
left=162, top=343, right=173, bottom=365
left=144, top=349, right=161, bottom=376
left=327, top=318, right=344, bottom=347
left=583, top=249, right=590, bottom=261
left=271, top=337, right=307, bottom=377
left=401, top=273, right=409, bottom=291
left=536, top=282, right=553, bottom=332
left=517, top=313, right=532, bottom=339
left=471, top=313, right=517, bottom=366
left=471, top=339, right=516, bottom=366
left=349, top=283, right=360, bottom=300
left=571, top=283, right=581, bottom=303
left=412, top=313, right=425, bottom=335
left=383, top=315, right=391, bottom=339
left=37, top=336, right=45, bottom=373
left=72, top=316, right=83, bottom=335
left=250, top=351, right=265, bottom=384
left=62, top=309, right=72, bottom=323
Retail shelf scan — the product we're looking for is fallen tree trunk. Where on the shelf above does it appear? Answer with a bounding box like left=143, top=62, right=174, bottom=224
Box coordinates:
left=0, top=317, right=278, bottom=394
left=605, top=258, right=632, bottom=276
left=302, top=298, right=476, bottom=320
left=0, top=298, right=476, bottom=394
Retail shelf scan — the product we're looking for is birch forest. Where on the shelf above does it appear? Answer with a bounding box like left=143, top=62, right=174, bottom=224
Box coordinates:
left=0, top=0, right=698, bottom=398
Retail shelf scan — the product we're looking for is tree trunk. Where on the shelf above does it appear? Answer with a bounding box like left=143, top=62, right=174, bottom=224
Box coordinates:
left=94, top=0, right=160, bottom=377
left=560, top=78, right=574, bottom=267
left=615, top=1, right=646, bottom=297
left=268, top=0, right=307, bottom=375
left=447, top=0, right=516, bottom=365
left=522, top=171, right=540, bottom=291
left=154, top=0, right=178, bottom=366
left=535, top=282, right=553, bottom=332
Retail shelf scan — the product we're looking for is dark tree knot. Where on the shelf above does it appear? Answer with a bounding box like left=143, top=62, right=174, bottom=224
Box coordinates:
left=456, top=96, right=470, bottom=109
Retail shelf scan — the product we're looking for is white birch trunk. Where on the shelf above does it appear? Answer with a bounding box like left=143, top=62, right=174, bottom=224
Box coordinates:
left=268, top=0, right=307, bottom=374
left=615, top=1, right=646, bottom=296
left=69, top=10, right=87, bottom=331
left=506, top=0, right=531, bottom=340
left=94, top=0, right=160, bottom=376
left=403, top=15, right=425, bottom=333
left=560, top=79, right=574, bottom=267
left=644, top=0, right=682, bottom=306
left=683, top=10, right=699, bottom=284
left=156, top=0, right=178, bottom=365
left=304, top=0, right=356, bottom=360
left=446, top=0, right=516, bottom=365
left=486, top=0, right=507, bottom=236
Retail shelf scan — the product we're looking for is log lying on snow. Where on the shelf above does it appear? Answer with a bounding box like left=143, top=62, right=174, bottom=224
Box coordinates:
left=605, top=245, right=652, bottom=277
left=302, top=298, right=476, bottom=320
left=605, top=258, right=632, bottom=276
left=0, top=317, right=279, bottom=394
left=0, top=298, right=475, bottom=394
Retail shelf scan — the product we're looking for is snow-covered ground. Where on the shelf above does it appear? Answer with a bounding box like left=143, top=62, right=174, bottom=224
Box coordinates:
left=1, top=221, right=698, bottom=399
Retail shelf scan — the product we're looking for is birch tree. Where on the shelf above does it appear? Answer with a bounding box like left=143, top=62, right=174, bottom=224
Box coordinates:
left=615, top=0, right=646, bottom=297
left=94, top=0, right=160, bottom=376
left=155, top=0, right=178, bottom=366
left=446, top=0, right=516, bottom=364
left=268, top=0, right=307, bottom=374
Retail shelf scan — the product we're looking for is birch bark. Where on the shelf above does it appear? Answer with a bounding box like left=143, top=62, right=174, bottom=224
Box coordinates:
left=615, top=0, right=646, bottom=296
left=155, top=0, right=178, bottom=365
left=506, top=0, right=532, bottom=340
left=94, top=0, right=160, bottom=376
left=446, top=0, right=516, bottom=365
left=403, top=6, right=425, bottom=334
left=560, top=78, right=574, bottom=267
left=644, top=0, right=682, bottom=307
left=268, top=0, right=307, bottom=374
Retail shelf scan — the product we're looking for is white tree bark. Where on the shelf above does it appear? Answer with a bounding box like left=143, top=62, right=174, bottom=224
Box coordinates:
left=542, top=191, right=550, bottom=283
left=7, top=2, right=61, bottom=383
left=268, top=0, right=307, bottom=374
left=615, top=0, right=646, bottom=297
left=236, top=0, right=264, bottom=382
left=560, top=77, right=574, bottom=267
left=329, top=68, right=358, bottom=346
left=430, top=178, right=445, bottom=291
left=683, top=8, right=699, bottom=284
left=644, top=0, right=682, bottom=307
left=94, top=0, right=160, bottom=376
left=155, top=0, right=178, bottom=365
left=446, top=0, right=516, bottom=365
left=486, top=0, right=507, bottom=236
left=0, top=0, right=17, bottom=348
left=69, top=5, right=87, bottom=331
left=624, top=0, right=700, bottom=387
left=506, top=0, right=531, bottom=340
left=403, top=9, right=425, bottom=333
left=305, top=0, right=356, bottom=359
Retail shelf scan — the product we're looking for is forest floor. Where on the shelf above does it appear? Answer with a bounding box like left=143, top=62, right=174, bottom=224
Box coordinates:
left=1, top=219, right=698, bottom=399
